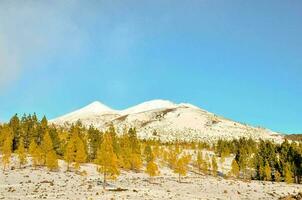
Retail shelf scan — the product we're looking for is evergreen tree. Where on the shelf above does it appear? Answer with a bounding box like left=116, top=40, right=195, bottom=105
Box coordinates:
left=128, top=128, right=142, bottom=171
left=264, top=161, right=271, bottom=181
left=29, top=140, right=43, bottom=168
left=9, top=114, right=21, bottom=151
left=41, top=131, right=54, bottom=165
left=118, top=133, right=132, bottom=170
left=130, top=153, right=142, bottom=172
left=230, top=159, right=240, bottom=178
left=220, top=154, right=225, bottom=176
left=2, top=132, right=13, bottom=171
left=284, top=163, right=293, bottom=184
left=46, top=150, right=58, bottom=171
left=275, top=171, right=281, bottom=182
left=145, top=148, right=159, bottom=182
left=64, top=137, right=76, bottom=171
left=211, top=155, right=218, bottom=176
left=29, top=139, right=37, bottom=155
left=95, top=133, right=120, bottom=189
left=146, top=159, right=159, bottom=183
left=74, top=137, right=87, bottom=170
left=196, top=151, right=204, bottom=173
left=203, top=153, right=210, bottom=174
left=174, top=155, right=190, bottom=183
left=167, top=147, right=178, bottom=169
left=87, top=126, right=102, bottom=161
left=17, top=137, right=27, bottom=168
left=41, top=131, right=58, bottom=170
left=144, top=144, right=153, bottom=163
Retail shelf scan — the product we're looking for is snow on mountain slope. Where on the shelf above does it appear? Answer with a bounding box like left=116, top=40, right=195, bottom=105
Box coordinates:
left=120, top=99, right=177, bottom=115
left=50, top=100, right=284, bottom=143
left=50, top=101, right=119, bottom=127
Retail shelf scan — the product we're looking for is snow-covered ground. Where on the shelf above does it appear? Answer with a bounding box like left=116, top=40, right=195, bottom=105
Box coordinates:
left=50, top=100, right=284, bottom=143
left=1, top=156, right=301, bottom=200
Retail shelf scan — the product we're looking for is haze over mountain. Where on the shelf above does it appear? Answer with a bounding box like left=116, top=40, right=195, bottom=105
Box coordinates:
left=51, top=100, right=283, bottom=142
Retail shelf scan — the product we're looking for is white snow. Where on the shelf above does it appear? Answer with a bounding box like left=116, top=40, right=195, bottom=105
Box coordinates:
left=0, top=154, right=301, bottom=200
left=50, top=101, right=118, bottom=125
left=121, top=99, right=177, bottom=115
left=50, top=100, right=284, bottom=143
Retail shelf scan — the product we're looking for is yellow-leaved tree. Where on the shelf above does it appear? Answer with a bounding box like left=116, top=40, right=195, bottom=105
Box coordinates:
left=202, top=153, right=210, bottom=174
left=74, top=137, right=87, bottom=170
left=29, top=140, right=39, bottom=168
left=64, top=137, right=76, bottom=171
left=145, top=148, right=159, bottom=183
left=264, top=160, right=271, bottom=181
left=275, top=170, right=281, bottom=182
left=230, top=159, right=240, bottom=178
left=29, top=140, right=44, bottom=169
left=17, top=137, right=27, bottom=168
left=211, top=155, right=218, bottom=177
left=130, top=153, right=142, bottom=172
left=167, top=147, right=178, bottom=169
left=196, top=151, right=204, bottom=174
left=95, top=133, right=120, bottom=190
left=284, top=163, right=293, bottom=184
left=174, top=154, right=191, bottom=183
left=46, top=150, right=59, bottom=171
left=146, top=159, right=159, bottom=183
left=42, top=131, right=58, bottom=171
left=1, top=128, right=13, bottom=171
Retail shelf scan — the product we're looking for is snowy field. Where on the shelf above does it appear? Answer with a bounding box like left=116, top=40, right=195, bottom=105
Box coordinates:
left=0, top=159, right=301, bottom=200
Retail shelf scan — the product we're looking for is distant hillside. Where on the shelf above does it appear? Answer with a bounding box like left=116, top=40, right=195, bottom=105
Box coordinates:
left=51, top=99, right=284, bottom=143
left=284, top=134, right=302, bottom=141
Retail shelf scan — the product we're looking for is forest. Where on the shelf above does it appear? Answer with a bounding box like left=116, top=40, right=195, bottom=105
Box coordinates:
left=0, top=114, right=301, bottom=189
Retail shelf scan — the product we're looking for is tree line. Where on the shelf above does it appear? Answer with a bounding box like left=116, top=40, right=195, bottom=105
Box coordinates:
left=0, top=114, right=301, bottom=189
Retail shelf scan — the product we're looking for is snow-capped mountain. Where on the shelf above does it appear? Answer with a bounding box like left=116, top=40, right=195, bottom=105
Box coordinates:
left=50, top=100, right=284, bottom=142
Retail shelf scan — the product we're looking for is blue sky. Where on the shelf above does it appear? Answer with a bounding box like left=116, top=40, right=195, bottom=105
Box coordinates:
left=0, top=0, right=301, bottom=134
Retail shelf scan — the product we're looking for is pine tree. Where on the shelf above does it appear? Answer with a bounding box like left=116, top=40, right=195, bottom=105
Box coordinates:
left=127, top=128, right=142, bottom=172
left=95, top=133, right=120, bottom=190
left=146, top=159, right=160, bottom=183
left=64, top=138, right=76, bottom=171
left=29, top=140, right=42, bottom=168
left=130, top=153, right=142, bottom=172
left=2, top=133, right=13, bottom=171
left=41, top=131, right=58, bottom=171
left=284, top=163, right=293, bottom=184
left=29, top=139, right=37, bottom=155
left=196, top=151, right=204, bottom=173
left=264, top=161, right=271, bottom=181
left=259, top=163, right=265, bottom=180
left=275, top=170, right=281, bottom=182
left=46, top=150, right=58, bottom=171
left=202, top=153, right=210, bottom=174
left=230, top=159, right=240, bottom=178
left=174, top=155, right=190, bottom=183
left=220, top=154, right=225, bottom=176
left=87, top=126, right=102, bottom=161
left=41, top=131, right=54, bottom=165
left=74, top=137, right=87, bottom=170
left=145, top=147, right=159, bottom=182
left=212, top=155, right=218, bottom=176
left=144, top=144, right=153, bottom=163
left=9, top=114, right=21, bottom=151
left=167, top=147, right=178, bottom=169
left=17, top=137, right=27, bottom=168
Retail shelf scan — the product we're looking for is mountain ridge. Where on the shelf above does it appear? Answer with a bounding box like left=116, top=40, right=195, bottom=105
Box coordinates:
left=50, top=100, right=284, bottom=143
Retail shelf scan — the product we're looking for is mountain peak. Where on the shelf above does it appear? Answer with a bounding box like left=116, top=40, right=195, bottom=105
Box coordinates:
left=50, top=101, right=115, bottom=123
left=82, top=101, right=114, bottom=113
left=121, top=99, right=177, bottom=114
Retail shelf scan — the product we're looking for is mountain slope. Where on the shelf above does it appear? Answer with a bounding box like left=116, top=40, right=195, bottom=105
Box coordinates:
left=50, top=100, right=284, bottom=142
